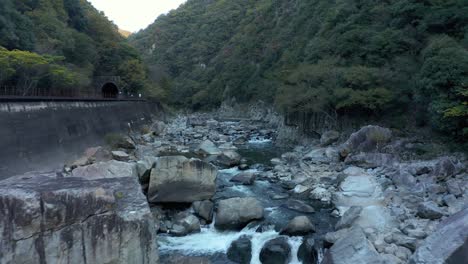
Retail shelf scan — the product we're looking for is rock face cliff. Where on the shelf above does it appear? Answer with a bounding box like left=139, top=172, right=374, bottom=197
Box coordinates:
left=0, top=171, right=158, bottom=264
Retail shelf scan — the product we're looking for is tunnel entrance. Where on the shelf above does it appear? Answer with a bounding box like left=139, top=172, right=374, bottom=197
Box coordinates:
left=101, top=83, right=119, bottom=98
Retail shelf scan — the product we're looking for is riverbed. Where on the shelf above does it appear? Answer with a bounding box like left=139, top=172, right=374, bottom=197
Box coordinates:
left=158, top=139, right=334, bottom=263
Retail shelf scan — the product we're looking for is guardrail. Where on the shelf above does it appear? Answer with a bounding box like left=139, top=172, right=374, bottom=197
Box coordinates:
left=0, top=86, right=146, bottom=102
left=0, top=96, right=146, bottom=102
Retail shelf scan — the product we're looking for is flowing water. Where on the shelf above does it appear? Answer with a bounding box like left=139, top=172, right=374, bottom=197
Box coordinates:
left=158, top=140, right=333, bottom=263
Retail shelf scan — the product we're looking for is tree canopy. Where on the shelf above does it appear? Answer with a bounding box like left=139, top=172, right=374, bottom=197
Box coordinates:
left=131, top=0, right=468, bottom=140
left=0, top=0, right=151, bottom=95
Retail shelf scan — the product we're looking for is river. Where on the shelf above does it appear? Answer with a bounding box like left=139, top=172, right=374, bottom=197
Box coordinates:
left=159, top=138, right=335, bottom=263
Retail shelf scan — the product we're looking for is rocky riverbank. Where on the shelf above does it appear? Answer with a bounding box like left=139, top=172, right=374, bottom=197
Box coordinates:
left=1, top=112, right=467, bottom=264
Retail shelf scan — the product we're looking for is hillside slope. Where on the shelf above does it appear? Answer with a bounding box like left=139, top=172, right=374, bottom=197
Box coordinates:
left=0, top=0, right=149, bottom=95
left=130, top=0, right=468, bottom=139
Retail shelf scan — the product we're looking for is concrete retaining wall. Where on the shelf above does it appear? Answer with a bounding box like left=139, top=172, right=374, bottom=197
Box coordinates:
left=0, top=100, right=163, bottom=178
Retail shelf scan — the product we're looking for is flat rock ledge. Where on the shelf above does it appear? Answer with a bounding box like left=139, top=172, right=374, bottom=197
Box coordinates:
left=0, top=173, right=158, bottom=264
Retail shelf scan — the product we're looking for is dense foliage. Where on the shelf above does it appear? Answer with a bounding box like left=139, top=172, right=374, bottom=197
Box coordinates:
left=0, top=0, right=150, bottom=95
left=131, top=0, right=468, bottom=139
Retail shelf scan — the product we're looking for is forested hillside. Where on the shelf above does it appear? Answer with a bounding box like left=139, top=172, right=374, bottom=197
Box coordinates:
left=130, top=0, right=468, bottom=139
left=0, top=0, right=149, bottom=95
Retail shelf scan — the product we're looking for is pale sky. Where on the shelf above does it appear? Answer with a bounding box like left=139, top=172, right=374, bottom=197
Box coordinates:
left=88, top=0, right=187, bottom=32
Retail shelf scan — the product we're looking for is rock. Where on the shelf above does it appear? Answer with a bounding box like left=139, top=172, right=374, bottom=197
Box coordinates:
left=152, top=120, right=166, bottom=136
left=335, top=206, right=363, bottom=230
left=382, top=254, right=404, bottom=264
left=259, top=237, right=291, bottom=264
left=340, top=125, right=392, bottom=157
left=281, top=152, right=300, bottom=164
left=238, top=163, right=249, bottom=170
left=309, top=187, right=332, bottom=204
left=324, top=229, right=351, bottom=246
left=446, top=179, right=462, bottom=197
left=148, top=156, right=218, bottom=203
left=161, top=254, right=211, bottom=264
left=293, top=184, right=310, bottom=194
left=85, top=146, right=112, bottom=163
left=325, top=147, right=341, bottom=163
left=344, top=153, right=397, bottom=169
left=432, top=157, right=457, bottom=181
left=391, top=233, right=418, bottom=252
left=271, top=158, right=283, bottom=166
left=298, top=238, right=319, bottom=264
left=141, top=133, right=153, bottom=143
left=304, top=148, right=333, bottom=163
left=283, top=199, right=315, bottom=213
left=409, top=208, right=468, bottom=264
left=416, top=201, right=445, bottom=220
left=217, top=150, right=242, bottom=166
left=271, top=193, right=289, bottom=200
left=188, top=117, right=206, bottom=127
left=170, top=214, right=201, bottom=236
left=280, top=216, right=316, bottom=236
left=70, top=146, right=110, bottom=167
left=230, top=172, right=256, bottom=185
left=233, top=136, right=247, bottom=145
left=136, top=156, right=158, bottom=184
left=227, top=235, right=252, bottom=264
left=115, top=136, right=136, bottom=150
left=197, top=140, right=222, bottom=155
left=390, top=169, right=417, bottom=189
left=281, top=181, right=297, bottom=190
left=192, top=200, right=214, bottom=222
left=321, top=130, right=340, bottom=146
left=0, top=173, right=158, bottom=264
left=215, top=197, right=264, bottom=230
left=322, top=227, right=384, bottom=264
left=219, top=142, right=237, bottom=150
left=71, top=160, right=137, bottom=179
left=111, top=150, right=130, bottom=161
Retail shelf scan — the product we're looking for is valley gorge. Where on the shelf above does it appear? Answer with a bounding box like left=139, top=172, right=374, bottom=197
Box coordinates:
left=0, top=0, right=467, bottom=263
left=1, top=104, right=466, bottom=264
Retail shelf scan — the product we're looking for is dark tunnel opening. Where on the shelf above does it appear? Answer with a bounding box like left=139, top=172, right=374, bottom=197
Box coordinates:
left=101, top=83, right=119, bottom=98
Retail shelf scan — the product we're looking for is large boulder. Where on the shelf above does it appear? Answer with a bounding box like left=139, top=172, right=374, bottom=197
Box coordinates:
left=196, top=140, right=222, bottom=155
left=322, top=227, right=384, bottom=264
left=71, top=160, right=137, bottom=179
left=432, top=157, right=459, bottom=181
left=0, top=173, right=158, bottom=264
left=170, top=214, right=201, bottom=236
left=136, top=156, right=158, bottom=184
left=340, top=125, right=392, bottom=157
left=148, top=156, right=218, bottom=203
left=215, top=197, right=264, bottom=230
left=409, top=208, right=468, bottom=264
left=298, top=238, right=319, bottom=264
left=192, top=200, right=214, bottom=222
left=259, top=237, right=291, bottom=264
left=280, top=216, right=316, bottom=236
left=335, top=206, right=363, bottom=230
left=217, top=150, right=242, bottom=167
left=227, top=235, right=252, bottom=264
